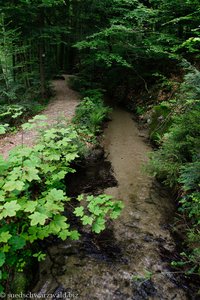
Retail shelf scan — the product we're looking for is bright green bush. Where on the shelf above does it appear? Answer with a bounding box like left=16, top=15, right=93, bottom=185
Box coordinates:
left=0, top=114, right=123, bottom=292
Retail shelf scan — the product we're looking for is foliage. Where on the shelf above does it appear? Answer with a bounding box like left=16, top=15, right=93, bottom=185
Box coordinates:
left=148, top=68, right=200, bottom=275
left=1, top=0, right=200, bottom=284
left=74, top=194, right=124, bottom=233
left=73, top=89, right=111, bottom=135
left=0, top=102, right=46, bottom=131
left=0, top=111, right=123, bottom=292
left=0, top=124, right=9, bottom=135
left=149, top=103, right=172, bottom=144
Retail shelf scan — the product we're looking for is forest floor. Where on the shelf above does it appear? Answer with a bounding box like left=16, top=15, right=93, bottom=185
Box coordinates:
left=0, top=75, right=79, bottom=158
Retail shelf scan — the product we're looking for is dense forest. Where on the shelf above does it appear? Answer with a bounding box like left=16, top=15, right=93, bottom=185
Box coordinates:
left=0, top=0, right=200, bottom=297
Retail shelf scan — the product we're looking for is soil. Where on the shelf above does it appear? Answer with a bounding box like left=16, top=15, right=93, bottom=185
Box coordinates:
left=0, top=75, right=79, bottom=158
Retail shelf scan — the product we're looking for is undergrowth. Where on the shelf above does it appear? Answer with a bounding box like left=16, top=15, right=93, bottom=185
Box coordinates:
left=0, top=89, right=123, bottom=292
left=147, top=65, right=200, bottom=277
left=73, top=89, right=111, bottom=135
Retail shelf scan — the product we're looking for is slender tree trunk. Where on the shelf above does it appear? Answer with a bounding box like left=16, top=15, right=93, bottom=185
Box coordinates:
left=38, top=8, right=46, bottom=99
left=39, top=42, right=45, bottom=99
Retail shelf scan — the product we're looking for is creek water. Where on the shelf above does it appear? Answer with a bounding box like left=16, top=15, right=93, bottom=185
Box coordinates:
left=32, top=109, right=192, bottom=299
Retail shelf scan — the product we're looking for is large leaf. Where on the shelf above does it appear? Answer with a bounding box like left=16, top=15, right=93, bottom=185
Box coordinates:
left=3, top=201, right=21, bottom=217
left=0, top=231, right=12, bottom=243
left=24, top=201, right=37, bottom=213
left=92, top=217, right=106, bottom=233
left=50, top=215, right=69, bottom=231
left=29, top=212, right=48, bottom=226
left=47, top=189, right=66, bottom=201
left=23, top=166, right=40, bottom=182
left=9, top=236, right=26, bottom=251
left=3, top=180, right=25, bottom=192
left=81, top=215, right=93, bottom=225
left=74, top=206, right=84, bottom=217
left=69, top=230, right=81, bottom=240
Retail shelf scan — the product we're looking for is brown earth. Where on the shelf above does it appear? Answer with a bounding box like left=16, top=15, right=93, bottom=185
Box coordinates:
left=0, top=75, right=79, bottom=159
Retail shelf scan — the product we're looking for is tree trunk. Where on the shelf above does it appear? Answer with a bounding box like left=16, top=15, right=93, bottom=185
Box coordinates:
left=38, top=8, right=46, bottom=99
left=39, top=42, right=45, bottom=99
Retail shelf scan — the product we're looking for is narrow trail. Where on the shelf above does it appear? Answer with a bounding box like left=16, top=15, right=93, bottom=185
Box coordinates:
left=0, top=75, right=79, bottom=158
left=33, top=109, right=190, bottom=299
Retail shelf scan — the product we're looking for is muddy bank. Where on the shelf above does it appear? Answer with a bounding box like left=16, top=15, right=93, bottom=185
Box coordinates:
left=65, top=147, right=117, bottom=197
left=31, top=109, right=196, bottom=300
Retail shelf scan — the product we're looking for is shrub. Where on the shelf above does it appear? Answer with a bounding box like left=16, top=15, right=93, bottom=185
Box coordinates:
left=73, top=89, right=111, bottom=134
left=0, top=114, right=123, bottom=292
left=147, top=67, right=200, bottom=275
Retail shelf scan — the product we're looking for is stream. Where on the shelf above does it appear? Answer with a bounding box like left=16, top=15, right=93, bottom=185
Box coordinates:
left=32, top=108, right=193, bottom=300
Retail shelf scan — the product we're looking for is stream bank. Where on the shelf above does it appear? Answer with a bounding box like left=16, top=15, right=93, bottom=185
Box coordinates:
left=31, top=108, right=195, bottom=300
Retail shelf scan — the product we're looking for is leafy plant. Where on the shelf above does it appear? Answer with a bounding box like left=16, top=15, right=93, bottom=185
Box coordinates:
left=0, top=113, right=123, bottom=292
left=73, top=89, right=111, bottom=135
left=0, top=124, right=9, bottom=135
left=74, top=194, right=124, bottom=233
left=0, top=105, right=25, bottom=126
left=147, top=68, right=200, bottom=276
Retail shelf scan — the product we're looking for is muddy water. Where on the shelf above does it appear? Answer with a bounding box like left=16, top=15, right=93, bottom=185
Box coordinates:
left=32, top=109, right=191, bottom=300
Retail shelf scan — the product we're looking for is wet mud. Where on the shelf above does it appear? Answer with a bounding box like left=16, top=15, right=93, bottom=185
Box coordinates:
left=32, top=109, right=198, bottom=300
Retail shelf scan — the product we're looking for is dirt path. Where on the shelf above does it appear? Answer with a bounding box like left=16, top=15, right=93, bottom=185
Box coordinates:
left=0, top=75, right=79, bottom=158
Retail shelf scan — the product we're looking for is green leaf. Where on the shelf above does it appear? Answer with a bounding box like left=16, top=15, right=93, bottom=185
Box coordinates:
left=51, top=170, right=66, bottom=181
left=3, top=180, right=25, bottom=192
left=28, top=226, right=38, bottom=242
left=3, top=201, right=21, bottom=217
left=92, top=217, right=106, bottom=233
left=44, top=201, right=63, bottom=213
left=74, top=206, right=84, bottom=217
left=37, top=228, right=50, bottom=240
left=69, top=230, right=80, bottom=240
left=50, top=215, right=69, bottom=231
left=29, top=212, right=48, bottom=226
left=0, top=232, right=12, bottom=243
left=1, top=245, right=10, bottom=252
left=23, top=166, right=40, bottom=182
left=81, top=215, right=93, bottom=225
left=9, top=236, right=26, bottom=251
left=0, top=125, right=7, bottom=135
left=0, top=191, right=5, bottom=202
left=77, top=194, right=84, bottom=201
left=89, top=205, right=102, bottom=216
left=24, top=201, right=37, bottom=213
left=33, top=251, right=46, bottom=261
left=58, top=229, right=71, bottom=241
left=64, top=153, right=79, bottom=162
left=47, top=189, right=66, bottom=201
left=110, top=210, right=121, bottom=219
left=22, top=122, right=35, bottom=131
